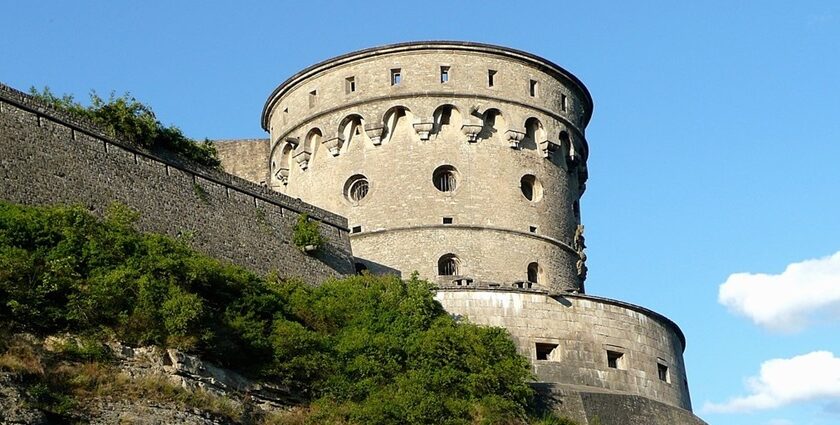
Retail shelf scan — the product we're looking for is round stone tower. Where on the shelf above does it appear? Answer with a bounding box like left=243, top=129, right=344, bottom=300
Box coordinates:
left=262, top=41, right=590, bottom=294
left=260, top=42, right=705, bottom=424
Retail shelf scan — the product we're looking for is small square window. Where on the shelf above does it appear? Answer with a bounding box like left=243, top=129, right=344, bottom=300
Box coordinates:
left=345, top=76, right=356, bottom=94
left=440, top=66, right=450, bottom=83
left=607, top=350, right=624, bottom=369
left=529, top=79, right=538, bottom=97
left=351, top=225, right=362, bottom=234
left=658, top=363, right=670, bottom=383
left=535, top=343, right=558, bottom=361
left=391, top=68, right=401, bottom=85
left=488, top=70, right=496, bottom=87
left=529, top=226, right=537, bottom=233
left=442, top=217, right=453, bottom=224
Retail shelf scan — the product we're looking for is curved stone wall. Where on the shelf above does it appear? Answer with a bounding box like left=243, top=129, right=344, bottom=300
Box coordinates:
left=262, top=42, right=592, bottom=294
left=434, top=289, right=693, bottom=411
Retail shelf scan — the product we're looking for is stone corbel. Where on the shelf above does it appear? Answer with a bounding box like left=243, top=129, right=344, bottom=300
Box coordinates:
left=539, top=140, right=559, bottom=159
left=364, top=123, right=384, bottom=145
left=413, top=121, right=434, bottom=141
left=505, top=130, right=526, bottom=149
left=293, top=150, right=312, bottom=170
left=322, top=136, right=344, bottom=157
left=461, top=119, right=483, bottom=143
left=275, top=167, right=290, bottom=185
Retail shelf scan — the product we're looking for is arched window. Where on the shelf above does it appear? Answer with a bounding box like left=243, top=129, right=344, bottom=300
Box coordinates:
left=433, top=165, right=458, bottom=192
left=478, top=108, right=505, bottom=141
left=438, top=254, right=460, bottom=276
left=520, top=175, right=543, bottom=202
left=527, top=262, right=541, bottom=284
left=522, top=117, right=544, bottom=150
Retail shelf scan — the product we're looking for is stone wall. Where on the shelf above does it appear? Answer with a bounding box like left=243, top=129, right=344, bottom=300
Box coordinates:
left=213, top=139, right=270, bottom=185
left=0, top=83, right=354, bottom=283
left=435, top=289, right=693, bottom=411
left=258, top=42, right=592, bottom=294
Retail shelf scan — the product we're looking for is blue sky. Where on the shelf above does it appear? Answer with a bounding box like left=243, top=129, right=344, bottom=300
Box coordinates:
left=3, top=2, right=840, bottom=424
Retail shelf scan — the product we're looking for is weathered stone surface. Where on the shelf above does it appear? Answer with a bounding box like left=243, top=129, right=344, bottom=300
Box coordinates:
left=261, top=42, right=590, bottom=294
left=213, top=139, right=270, bottom=186
left=0, top=373, right=48, bottom=425
left=0, top=83, right=355, bottom=283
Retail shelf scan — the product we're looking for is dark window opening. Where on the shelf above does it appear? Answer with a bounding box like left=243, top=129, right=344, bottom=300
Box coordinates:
left=535, top=343, right=558, bottom=360
left=527, top=262, right=540, bottom=284
left=345, top=76, right=356, bottom=93
left=658, top=363, right=670, bottom=383
left=488, top=70, right=496, bottom=87
left=344, top=175, right=369, bottom=204
left=433, top=165, right=458, bottom=192
left=391, top=68, right=401, bottom=85
left=440, top=66, right=450, bottom=83
left=438, top=254, right=460, bottom=276
left=442, top=217, right=453, bottom=224
left=309, top=90, right=317, bottom=107
left=607, top=350, right=624, bottom=369
left=529, top=226, right=537, bottom=233
left=561, top=94, right=568, bottom=111
left=529, top=79, right=538, bottom=97
left=351, top=226, right=362, bottom=234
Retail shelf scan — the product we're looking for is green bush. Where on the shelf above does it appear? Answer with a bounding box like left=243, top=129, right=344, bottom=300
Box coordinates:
left=0, top=201, right=536, bottom=424
left=292, top=214, right=323, bottom=252
left=28, top=87, right=221, bottom=168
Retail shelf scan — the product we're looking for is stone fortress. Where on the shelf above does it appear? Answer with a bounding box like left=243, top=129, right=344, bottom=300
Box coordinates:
left=0, top=39, right=706, bottom=424
left=213, top=41, right=707, bottom=424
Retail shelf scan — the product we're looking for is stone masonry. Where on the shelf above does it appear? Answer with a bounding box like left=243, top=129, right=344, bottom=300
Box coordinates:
left=248, top=41, right=707, bottom=425
left=0, top=83, right=355, bottom=284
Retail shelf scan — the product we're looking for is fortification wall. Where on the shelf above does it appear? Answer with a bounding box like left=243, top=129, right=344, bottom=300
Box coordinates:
left=260, top=42, right=592, bottom=294
left=435, top=290, right=693, bottom=412
left=0, top=83, right=355, bottom=283
left=213, top=138, right=270, bottom=185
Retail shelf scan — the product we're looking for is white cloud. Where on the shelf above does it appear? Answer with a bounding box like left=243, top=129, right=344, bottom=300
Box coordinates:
left=703, top=351, right=840, bottom=413
left=718, top=251, right=840, bottom=331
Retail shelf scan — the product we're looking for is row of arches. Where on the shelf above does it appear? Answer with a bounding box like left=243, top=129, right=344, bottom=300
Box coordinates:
left=437, top=254, right=545, bottom=286
left=270, top=103, right=585, bottom=186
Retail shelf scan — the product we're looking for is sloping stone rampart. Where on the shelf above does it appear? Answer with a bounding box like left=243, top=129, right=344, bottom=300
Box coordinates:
left=0, top=83, right=354, bottom=282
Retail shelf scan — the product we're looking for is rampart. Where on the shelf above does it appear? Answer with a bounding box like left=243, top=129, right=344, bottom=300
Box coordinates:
left=0, top=83, right=355, bottom=283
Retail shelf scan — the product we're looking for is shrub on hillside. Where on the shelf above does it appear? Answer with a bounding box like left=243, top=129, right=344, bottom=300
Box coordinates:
left=0, top=201, right=536, bottom=424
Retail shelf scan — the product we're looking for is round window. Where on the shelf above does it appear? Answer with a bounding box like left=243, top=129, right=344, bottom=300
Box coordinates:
left=520, top=174, right=543, bottom=202
left=344, top=175, right=369, bottom=204
left=433, top=165, right=458, bottom=192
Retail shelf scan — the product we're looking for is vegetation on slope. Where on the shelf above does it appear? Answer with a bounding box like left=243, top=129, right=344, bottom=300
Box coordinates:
left=28, top=87, right=221, bottom=168
left=0, top=201, right=568, bottom=424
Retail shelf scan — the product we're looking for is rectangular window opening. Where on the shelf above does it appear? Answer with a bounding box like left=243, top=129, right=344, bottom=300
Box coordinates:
left=536, top=343, right=559, bottom=361
left=442, top=217, right=453, bottom=224
left=345, top=76, right=356, bottom=93
left=561, top=94, right=568, bottom=111
left=391, top=68, right=401, bottom=86
left=607, top=350, right=624, bottom=369
left=529, top=225, right=537, bottom=233
left=658, top=363, right=670, bottom=383
left=488, top=70, right=496, bottom=87
left=440, top=66, right=450, bottom=83
left=529, top=79, right=538, bottom=97
left=351, top=225, right=362, bottom=234
left=309, top=90, right=317, bottom=107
